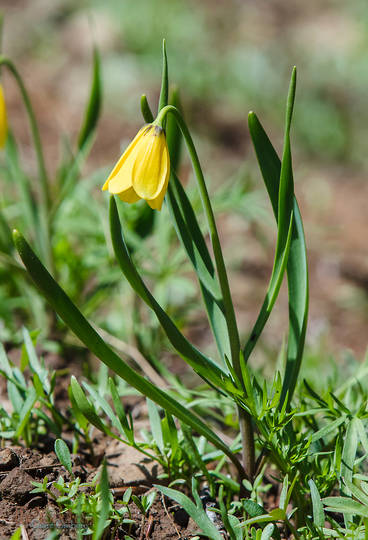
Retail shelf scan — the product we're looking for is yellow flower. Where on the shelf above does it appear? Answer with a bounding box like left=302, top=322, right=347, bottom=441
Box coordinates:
left=0, top=84, right=8, bottom=149
left=102, top=124, right=170, bottom=211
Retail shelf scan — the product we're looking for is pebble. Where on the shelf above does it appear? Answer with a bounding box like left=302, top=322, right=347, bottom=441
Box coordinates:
left=0, top=448, right=19, bottom=471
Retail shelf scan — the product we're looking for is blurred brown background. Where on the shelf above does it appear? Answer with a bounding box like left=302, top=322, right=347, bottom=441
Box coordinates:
left=2, top=0, right=368, bottom=368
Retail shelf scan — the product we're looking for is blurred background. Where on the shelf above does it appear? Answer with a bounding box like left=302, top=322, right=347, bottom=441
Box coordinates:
left=1, top=0, right=368, bottom=376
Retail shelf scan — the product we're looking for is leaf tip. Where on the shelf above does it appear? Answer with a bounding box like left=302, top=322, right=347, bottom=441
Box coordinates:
left=12, top=229, right=21, bottom=245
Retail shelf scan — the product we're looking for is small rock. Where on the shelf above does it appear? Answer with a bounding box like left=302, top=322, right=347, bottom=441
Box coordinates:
left=0, top=448, right=19, bottom=471
left=0, top=468, right=35, bottom=504
left=105, top=440, right=163, bottom=487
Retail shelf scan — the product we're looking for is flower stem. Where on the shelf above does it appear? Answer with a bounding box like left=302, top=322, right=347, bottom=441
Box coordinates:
left=156, top=105, right=255, bottom=479
left=0, top=56, right=53, bottom=272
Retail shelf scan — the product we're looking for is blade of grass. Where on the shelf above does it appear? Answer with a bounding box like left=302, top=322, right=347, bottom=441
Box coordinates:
left=78, top=46, right=102, bottom=150
left=166, top=173, right=230, bottom=361
left=140, top=94, right=154, bottom=123
left=248, top=69, right=308, bottom=405
left=166, top=85, right=182, bottom=172
left=158, top=39, right=168, bottom=115
left=155, top=484, right=223, bottom=540
left=243, top=68, right=297, bottom=364
left=13, top=229, right=245, bottom=477
left=109, top=196, right=238, bottom=394
left=308, top=479, right=325, bottom=528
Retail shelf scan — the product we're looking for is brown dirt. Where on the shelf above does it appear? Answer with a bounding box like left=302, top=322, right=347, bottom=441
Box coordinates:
left=0, top=443, right=202, bottom=539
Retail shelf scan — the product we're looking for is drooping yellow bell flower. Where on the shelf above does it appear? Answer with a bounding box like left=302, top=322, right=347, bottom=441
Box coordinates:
left=102, top=124, right=170, bottom=211
left=0, top=84, right=8, bottom=149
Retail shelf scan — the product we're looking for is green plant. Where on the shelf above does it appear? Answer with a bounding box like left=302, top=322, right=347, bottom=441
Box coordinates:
left=31, top=440, right=135, bottom=539
left=0, top=328, right=81, bottom=446
left=13, top=40, right=306, bottom=481
left=0, top=12, right=102, bottom=337
left=10, top=39, right=368, bottom=540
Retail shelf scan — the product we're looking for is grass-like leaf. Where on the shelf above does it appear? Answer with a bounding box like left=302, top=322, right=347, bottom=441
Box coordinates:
left=147, top=398, right=164, bottom=454
left=323, top=497, right=368, bottom=519
left=341, top=417, right=359, bottom=495
left=14, top=386, right=37, bottom=439
left=248, top=68, right=308, bottom=405
left=93, top=459, right=110, bottom=540
left=155, top=483, right=224, bottom=540
left=13, top=229, right=244, bottom=475
left=78, top=46, right=102, bottom=150
left=166, top=173, right=230, bottom=361
left=308, top=479, right=325, bottom=527
left=166, top=85, right=182, bottom=172
left=243, top=69, right=297, bottom=367
left=140, top=94, right=154, bottom=123
left=109, top=196, right=238, bottom=394
left=55, top=438, right=73, bottom=475
left=158, top=39, right=168, bottom=115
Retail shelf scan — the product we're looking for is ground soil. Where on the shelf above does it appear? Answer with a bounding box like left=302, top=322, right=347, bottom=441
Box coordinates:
left=0, top=441, right=201, bottom=539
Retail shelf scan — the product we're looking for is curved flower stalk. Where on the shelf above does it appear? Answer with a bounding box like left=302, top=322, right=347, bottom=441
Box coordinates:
left=103, top=123, right=170, bottom=210
left=0, top=83, right=7, bottom=148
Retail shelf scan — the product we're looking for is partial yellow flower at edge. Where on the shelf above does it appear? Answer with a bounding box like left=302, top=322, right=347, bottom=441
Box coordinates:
left=103, top=124, right=170, bottom=211
left=0, top=84, right=8, bottom=149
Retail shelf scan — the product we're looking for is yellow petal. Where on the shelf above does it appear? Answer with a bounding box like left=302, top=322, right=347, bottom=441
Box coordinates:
left=132, top=126, right=170, bottom=200
left=118, top=186, right=140, bottom=203
left=0, top=85, right=8, bottom=149
left=107, top=143, right=137, bottom=194
left=102, top=125, right=149, bottom=191
left=146, top=164, right=170, bottom=211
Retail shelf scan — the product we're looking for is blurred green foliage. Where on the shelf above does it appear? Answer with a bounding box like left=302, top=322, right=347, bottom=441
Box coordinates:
left=88, top=0, right=368, bottom=166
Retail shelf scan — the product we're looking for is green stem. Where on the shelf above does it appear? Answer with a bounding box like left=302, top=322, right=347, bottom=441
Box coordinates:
left=0, top=56, right=53, bottom=272
left=155, top=105, right=255, bottom=479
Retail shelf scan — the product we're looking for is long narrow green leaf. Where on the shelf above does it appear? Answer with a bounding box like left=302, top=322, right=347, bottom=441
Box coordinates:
left=5, top=132, right=39, bottom=249
left=13, top=229, right=244, bottom=475
left=166, top=174, right=230, bottom=361
left=78, top=46, right=102, bottom=149
left=341, top=417, right=359, bottom=495
left=14, top=386, right=37, bottom=439
left=70, top=377, right=109, bottom=434
left=55, top=439, right=73, bottom=475
left=93, top=460, right=110, bottom=540
left=243, top=69, right=297, bottom=365
left=0, top=342, right=13, bottom=378
left=147, top=398, right=164, bottom=454
left=166, top=85, right=182, bottom=172
left=108, top=377, right=133, bottom=443
left=82, top=381, right=125, bottom=436
left=344, top=478, right=368, bottom=507
left=311, top=416, right=346, bottom=443
left=243, top=212, right=293, bottom=361
left=308, top=479, right=325, bottom=527
left=154, top=484, right=223, bottom=540
left=322, top=497, right=368, bottom=518
left=248, top=70, right=308, bottom=404
left=167, top=174, right=218, bottom=297
left=109, top=196, right=238, bottom=394
left=140, top=94, right=154, bottom=123
left=158, top=39, right=168, bottom=114
left=0, top=205, right=13, bottom=254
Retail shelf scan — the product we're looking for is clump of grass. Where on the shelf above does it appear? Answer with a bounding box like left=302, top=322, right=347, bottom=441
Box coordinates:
left=1, top=26, right=367, bottom=539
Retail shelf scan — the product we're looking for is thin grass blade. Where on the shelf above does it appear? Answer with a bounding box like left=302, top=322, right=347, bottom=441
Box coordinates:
left=13, top=229, right=243, bottom=474
left=158, top=39, right=168, bottom=114
left=109, top=196, right=238, bottom=393
left=248, top=70, right=308, bottom=405
left=140, top=94, right=154, bottom=123
left=78, top=46, right=102, bottom=150
left=244, top=69, right=297, bottom=365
